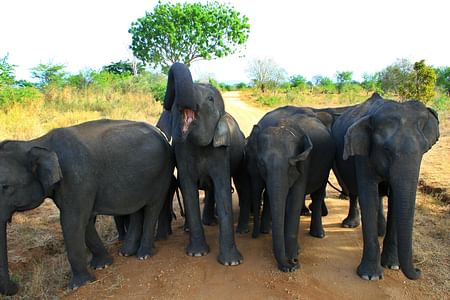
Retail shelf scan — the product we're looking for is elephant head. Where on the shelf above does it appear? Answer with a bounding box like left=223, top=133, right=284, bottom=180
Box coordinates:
left=342, top=94, right=439, bottom=280
left=0, top=143, right=62, bottom=295
left=157, top=63, right=230, bottom=147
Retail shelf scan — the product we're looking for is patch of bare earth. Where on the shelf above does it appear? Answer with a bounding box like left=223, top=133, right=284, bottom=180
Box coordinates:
left=3, top=92, right=448, bottom=299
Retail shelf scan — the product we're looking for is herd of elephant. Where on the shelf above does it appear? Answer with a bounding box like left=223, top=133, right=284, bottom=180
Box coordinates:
left=0, top=63, right=440, bottom=295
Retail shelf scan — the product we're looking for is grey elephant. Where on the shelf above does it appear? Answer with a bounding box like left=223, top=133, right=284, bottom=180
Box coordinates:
left=245, top=106, right=336, bottom=272
left=332, top=93, right=439, bottom=280
left=156, top=63, right=250, bottom=265
left=0, top=119, right=175, bottom=295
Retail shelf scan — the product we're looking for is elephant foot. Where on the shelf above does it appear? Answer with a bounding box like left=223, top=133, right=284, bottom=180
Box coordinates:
left=309, top=227, right=325, bottom=238
left=89, top=254, right=113, bottom=269
left=260, top=223, right=271, bottom=234
left=218, top=247, right=243, bottom=266
left=236, top=223, right=249, bottom=234
left=357, top=262, right=384, bottom=281
left=136, top=246, right=156, bottom=260
left=186, top=241, right=209, bottom=257
left=381, top=252, right=399, bottom=270
left=118, top=240, right=140, bottom=257
left=342, top=217, right=360, bottom=228
left=278, top=260, right=299, bottom=272
left=0, top=279, right=18, bottom=296
left=301, top=206, right=311, bottom=216
left=69, top=272, right=96, bottom=290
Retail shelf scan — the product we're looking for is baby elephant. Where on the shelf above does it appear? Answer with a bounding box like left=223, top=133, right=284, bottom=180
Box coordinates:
left=0, top=119, right=174, bottom=295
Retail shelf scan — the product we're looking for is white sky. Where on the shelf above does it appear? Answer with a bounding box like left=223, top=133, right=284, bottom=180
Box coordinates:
left=1, top=0, right=449, bottom=83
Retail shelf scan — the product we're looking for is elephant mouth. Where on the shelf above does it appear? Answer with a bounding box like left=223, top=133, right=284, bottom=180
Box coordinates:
left=182, top=108, right=196, bottom=135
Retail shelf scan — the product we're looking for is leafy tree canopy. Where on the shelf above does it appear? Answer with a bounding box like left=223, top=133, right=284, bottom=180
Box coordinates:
left=401, top=60, right=436, bottom=103
left=30, top=62, right=67, bottom=88
left=335, top=71, right=353, bottom=93
left=435, top=66, right=450, bottom=95
left=0, top=54, right=16, bottom=86
left=129, top=1, right=250, bottom=72
left=102, top=59, right=145, bottom=75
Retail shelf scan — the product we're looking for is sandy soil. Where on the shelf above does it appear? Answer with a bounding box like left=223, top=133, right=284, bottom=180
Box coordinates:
left=59, top=92, right=449, bottom=300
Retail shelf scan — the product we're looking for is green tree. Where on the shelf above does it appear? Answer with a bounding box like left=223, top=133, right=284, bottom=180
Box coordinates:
left=312, top=75, right=336, bottom=94
left=30, top=62, right=67, bottom=88
left=402, top=60, right=436, bottom=103
left=435, top=66, right=450, bottom=96
left=378, top=58, right=412, bottom=96
left=361, top=72, right=380, bottom=95
left=0, top=54, right=16, bottom=86
left=335, top=71, right=353, bottom=93
left=129, top=1, right=250, bottom=72
left=246, top=57, right=287, bottom=93
left=102, top=59, right=145, bottom=75
left=289, top=74, right=308, bottom=90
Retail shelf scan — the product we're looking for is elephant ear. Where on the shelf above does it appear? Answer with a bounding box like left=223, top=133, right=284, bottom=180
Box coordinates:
left=289, top=134, right=313, bottom=168
left=315, top=111, right=333, bottom=131
left=213, top=114, right=231, bottom=147
left=343, top=115, right=371, bottom=160
left=422, top=107, right=440, bottom=152
left=156, top=110, right=172, bottom=142
left=28, top=147, right=63, bottom=195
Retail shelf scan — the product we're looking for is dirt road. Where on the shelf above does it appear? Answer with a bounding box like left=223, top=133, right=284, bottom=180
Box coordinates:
left=64, top=92, right=442, bottom=300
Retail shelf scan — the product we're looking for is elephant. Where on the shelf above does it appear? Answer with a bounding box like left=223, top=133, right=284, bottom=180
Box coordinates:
left=245, top=106, right=336, bottom=272
left=156, top=63, right=250, bottom=266
left=331, top=93, right=439, bottom=281
left=0, top=119, right=175, bottom=295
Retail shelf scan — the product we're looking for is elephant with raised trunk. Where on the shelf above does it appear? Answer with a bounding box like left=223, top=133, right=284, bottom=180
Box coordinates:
left=0, top=119, right=174, bottom=295
left=156, top=63, right=250, bottom=266
left=246, top=106, right=336, bottom=272
left=332, top=93, right=439, bottom=281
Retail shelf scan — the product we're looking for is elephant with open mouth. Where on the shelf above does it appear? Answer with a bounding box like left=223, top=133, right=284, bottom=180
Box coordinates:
left=156, top=63, right=250, bottom=266
left=332, top=93, right=439, bottom=280
left=0, top=119, right=174, bottom=295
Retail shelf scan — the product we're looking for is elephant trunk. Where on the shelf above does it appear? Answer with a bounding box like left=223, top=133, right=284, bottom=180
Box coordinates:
left=0, top=221, right=17, bottom=295
left=266, top=172, right=289, bottom=269
left=164, top=63, right=196, bottom=111
left=390, top=159, right=422, bottom=280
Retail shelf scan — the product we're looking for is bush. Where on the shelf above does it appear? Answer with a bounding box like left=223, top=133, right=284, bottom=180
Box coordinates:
left=256, top=94, right=282, bottom=106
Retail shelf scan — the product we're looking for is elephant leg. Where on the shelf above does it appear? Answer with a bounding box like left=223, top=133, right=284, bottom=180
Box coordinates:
left=114, top=215, right=129, bottom=241
left=355, top=159, right=384, bottom=280
left=211, top=169, right=242, bottom=266
left=119, top=210, right=143, bottom=257
left=85, top=217, right=113, bottom=269
left=377, top=194, right=386, bottom=237
left=179, top=175, right=209, bottom=256
left=156, top=183, right=175, bottom=241
left=260, top=191, right=271, bottom=234
left=250, top=176, right=265, bottom=238
left=342, top=193, right=361, bottom=228
left=202, top=189, right=217, bottom=226
left=60, top=210, right=95, bottom=290
left=234, top=170, right=252, bottom=234
left=381, top=197, right=399, bottom=269
left=309, top=186, right=326, bottom=238
left=137, top=202, right=165, bottom=259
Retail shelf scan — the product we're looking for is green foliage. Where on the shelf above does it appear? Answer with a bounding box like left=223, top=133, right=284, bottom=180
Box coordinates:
left=102, top=60, right=145, bottom=75
left=0, top=54, right=16, bottom=86
left=289, top=74, right=308, bottom=91
left=30, top=62, right=67, bottom=89
left=129, top=1, right=250, bottom=71
left=256, top=94, right=282, bottom=106
left=361, top=72, right=380, bottom=94
left=400, top=60, right=436, bottom=103
left=378, top=58, right=412, bottom=95
left=430, top=95, right=450, bottom=111
left=312, top=75, right=336, bottom=94
left=335, top=71, right=353, bottom=94
left=435, top=66, right=450, bottom=95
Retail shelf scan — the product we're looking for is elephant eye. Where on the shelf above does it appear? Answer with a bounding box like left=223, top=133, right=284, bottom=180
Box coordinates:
left=207, top=96, right=214, bottom=102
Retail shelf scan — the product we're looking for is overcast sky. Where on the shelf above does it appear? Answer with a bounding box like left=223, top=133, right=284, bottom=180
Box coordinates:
left=1, top=0, right=449, bottom=83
